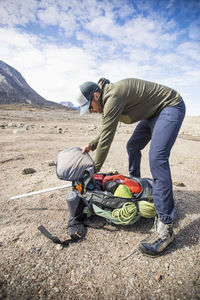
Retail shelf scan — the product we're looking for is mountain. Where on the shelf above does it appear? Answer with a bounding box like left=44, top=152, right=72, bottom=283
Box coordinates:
left=0, top=60, right=67, bottom=110
left=60, top=101, right=79, bottom=110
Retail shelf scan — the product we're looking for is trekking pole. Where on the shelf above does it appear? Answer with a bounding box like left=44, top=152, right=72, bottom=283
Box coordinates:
left=9, top=183, right=72, bottom=201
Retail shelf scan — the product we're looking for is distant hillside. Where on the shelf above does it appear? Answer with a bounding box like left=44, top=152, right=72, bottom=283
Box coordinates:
left=60, top=101, right=79, bottom=111
left=0, top=60, right=67, bottom=110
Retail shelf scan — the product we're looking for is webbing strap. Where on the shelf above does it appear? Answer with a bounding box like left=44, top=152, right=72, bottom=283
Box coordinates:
left=135, top=201, right=141, bottom=218
left=38, top=225, right=74, bottom=246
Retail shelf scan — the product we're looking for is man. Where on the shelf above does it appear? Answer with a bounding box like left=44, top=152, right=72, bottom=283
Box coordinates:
left=76, top=77, right=186, bottom=257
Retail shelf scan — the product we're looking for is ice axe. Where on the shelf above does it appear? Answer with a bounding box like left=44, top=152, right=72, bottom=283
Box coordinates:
left=9, top=183, right=72, bottom=201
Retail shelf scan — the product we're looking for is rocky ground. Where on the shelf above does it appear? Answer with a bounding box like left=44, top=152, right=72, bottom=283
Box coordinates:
left=0, top=109, right=199, bottom=300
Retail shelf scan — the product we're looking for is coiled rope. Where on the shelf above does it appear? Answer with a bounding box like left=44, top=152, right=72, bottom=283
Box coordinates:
left=112, top=201, right=156, bottom=225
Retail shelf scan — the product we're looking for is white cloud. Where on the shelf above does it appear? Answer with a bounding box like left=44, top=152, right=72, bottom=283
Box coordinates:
left=166, top=0, right=175, bottom=9
left=37, top=5, right=60, bottom=26
left=85, top=13, right=178, bottom=52
left=0, top=0, right=37, bottom=26
left=177, top=42, right=200, bottom=61
left=188, top=19, right=200, bottom=40
left=0, top=26, right=100, bottom=102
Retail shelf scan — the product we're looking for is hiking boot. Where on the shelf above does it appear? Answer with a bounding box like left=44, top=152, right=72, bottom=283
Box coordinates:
left=139, top=216, right=175, bottom=257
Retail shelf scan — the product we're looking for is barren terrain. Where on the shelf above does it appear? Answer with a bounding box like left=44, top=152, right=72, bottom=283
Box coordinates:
left=0, top=109, right=199, bottom=299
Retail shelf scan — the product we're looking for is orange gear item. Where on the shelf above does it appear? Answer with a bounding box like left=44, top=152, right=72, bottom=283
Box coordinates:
left=76, top=184, right=82, bottom=194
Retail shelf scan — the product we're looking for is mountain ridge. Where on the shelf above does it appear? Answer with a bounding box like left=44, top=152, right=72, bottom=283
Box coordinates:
left=0, top=60, right=69, bottom=110
left=60, top=101, right=79, bottom=110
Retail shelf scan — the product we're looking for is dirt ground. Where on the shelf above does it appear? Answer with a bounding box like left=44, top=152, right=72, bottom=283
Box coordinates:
left=0, top=109, right=199, bottom=300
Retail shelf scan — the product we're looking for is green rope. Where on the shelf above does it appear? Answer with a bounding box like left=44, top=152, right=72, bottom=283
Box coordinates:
left=112, top=201, right=156, bottom=225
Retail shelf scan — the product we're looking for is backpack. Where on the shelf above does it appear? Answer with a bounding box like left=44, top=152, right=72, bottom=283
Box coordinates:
left=38, top=148, right=156, bottom=244
left=56, top=147, right=94, bottom=181
left=65, top=171, right=156, bottom=239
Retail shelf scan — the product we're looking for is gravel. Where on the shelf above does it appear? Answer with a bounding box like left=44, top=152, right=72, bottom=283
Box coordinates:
left=0, top=110, right=199, bottom=299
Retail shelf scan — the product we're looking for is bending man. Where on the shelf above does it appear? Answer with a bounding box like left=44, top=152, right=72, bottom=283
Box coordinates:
left=76, top=77, right=186, bottom=257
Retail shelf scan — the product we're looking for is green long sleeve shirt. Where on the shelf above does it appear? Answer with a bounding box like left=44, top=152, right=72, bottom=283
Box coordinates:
left=89, top=78, right=182, bottom=172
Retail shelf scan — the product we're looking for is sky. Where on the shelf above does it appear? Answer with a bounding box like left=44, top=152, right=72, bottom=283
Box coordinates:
left=0, top=0, right=200, bottom=115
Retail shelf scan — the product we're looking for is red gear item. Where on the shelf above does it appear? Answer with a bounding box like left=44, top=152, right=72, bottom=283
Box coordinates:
left=94, top=174, right=104, bottom=181
left=102, top=174, right=142, bottom=194
left=123, top=178, right=142, bottom=194
left=102, top=174, right=126, bottom=189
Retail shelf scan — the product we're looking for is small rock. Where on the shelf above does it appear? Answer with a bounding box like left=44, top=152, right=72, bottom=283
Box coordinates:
left=88, top=125, right=97, bottom=131
left=164, top=263, right=170, bottom=270
left=173, top=181, right=185, bottom=187
left=28, top=247, right=41, bottom=253
left=48, top=160, right=56, bottom=166
left=129, top=278, right=135, bottom=287
left=57, top=128, right=63, bottom=134
left=55, top=244, right=63, bottom=250
left=0, top=124, right=6, bottom=129
left=13, top=129, right=25, bottom=134
left=8, top=122, right=15, bottom=127
left=154, top=274, right=163, bottom=282
left=12, top=237, right=19, bottom=242
left=22, top=168, right=36, bottom=175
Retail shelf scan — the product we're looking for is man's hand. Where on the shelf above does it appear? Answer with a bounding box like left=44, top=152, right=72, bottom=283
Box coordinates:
left=82, top=144, right=91, bottom=154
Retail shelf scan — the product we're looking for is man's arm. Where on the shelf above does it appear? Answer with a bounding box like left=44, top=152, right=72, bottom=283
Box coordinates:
left=81, top=132, right=101, bottom=154
left=94, top=95, right=125, bottom=172
left=89, top=134, right=101, bottom=151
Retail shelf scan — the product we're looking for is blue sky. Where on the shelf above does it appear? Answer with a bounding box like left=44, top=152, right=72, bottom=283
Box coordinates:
left=0, top=0, right=200, bottom=115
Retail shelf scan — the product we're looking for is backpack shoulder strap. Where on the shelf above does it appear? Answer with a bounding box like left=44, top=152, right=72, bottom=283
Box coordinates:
left=38, top=225, right=77, bottom=246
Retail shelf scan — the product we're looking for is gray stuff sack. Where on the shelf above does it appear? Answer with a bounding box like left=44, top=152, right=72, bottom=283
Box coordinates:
left=56, top=147, right=94, bottom=181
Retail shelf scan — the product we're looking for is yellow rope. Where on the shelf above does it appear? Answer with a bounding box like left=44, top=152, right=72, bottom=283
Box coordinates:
left=112, top=201, right=156, bottom=225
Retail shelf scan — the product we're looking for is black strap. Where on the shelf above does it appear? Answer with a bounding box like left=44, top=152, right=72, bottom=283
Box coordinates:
left=135, top=201, right=141, bottom=218
left=38, top=225, right=74, bottom=246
